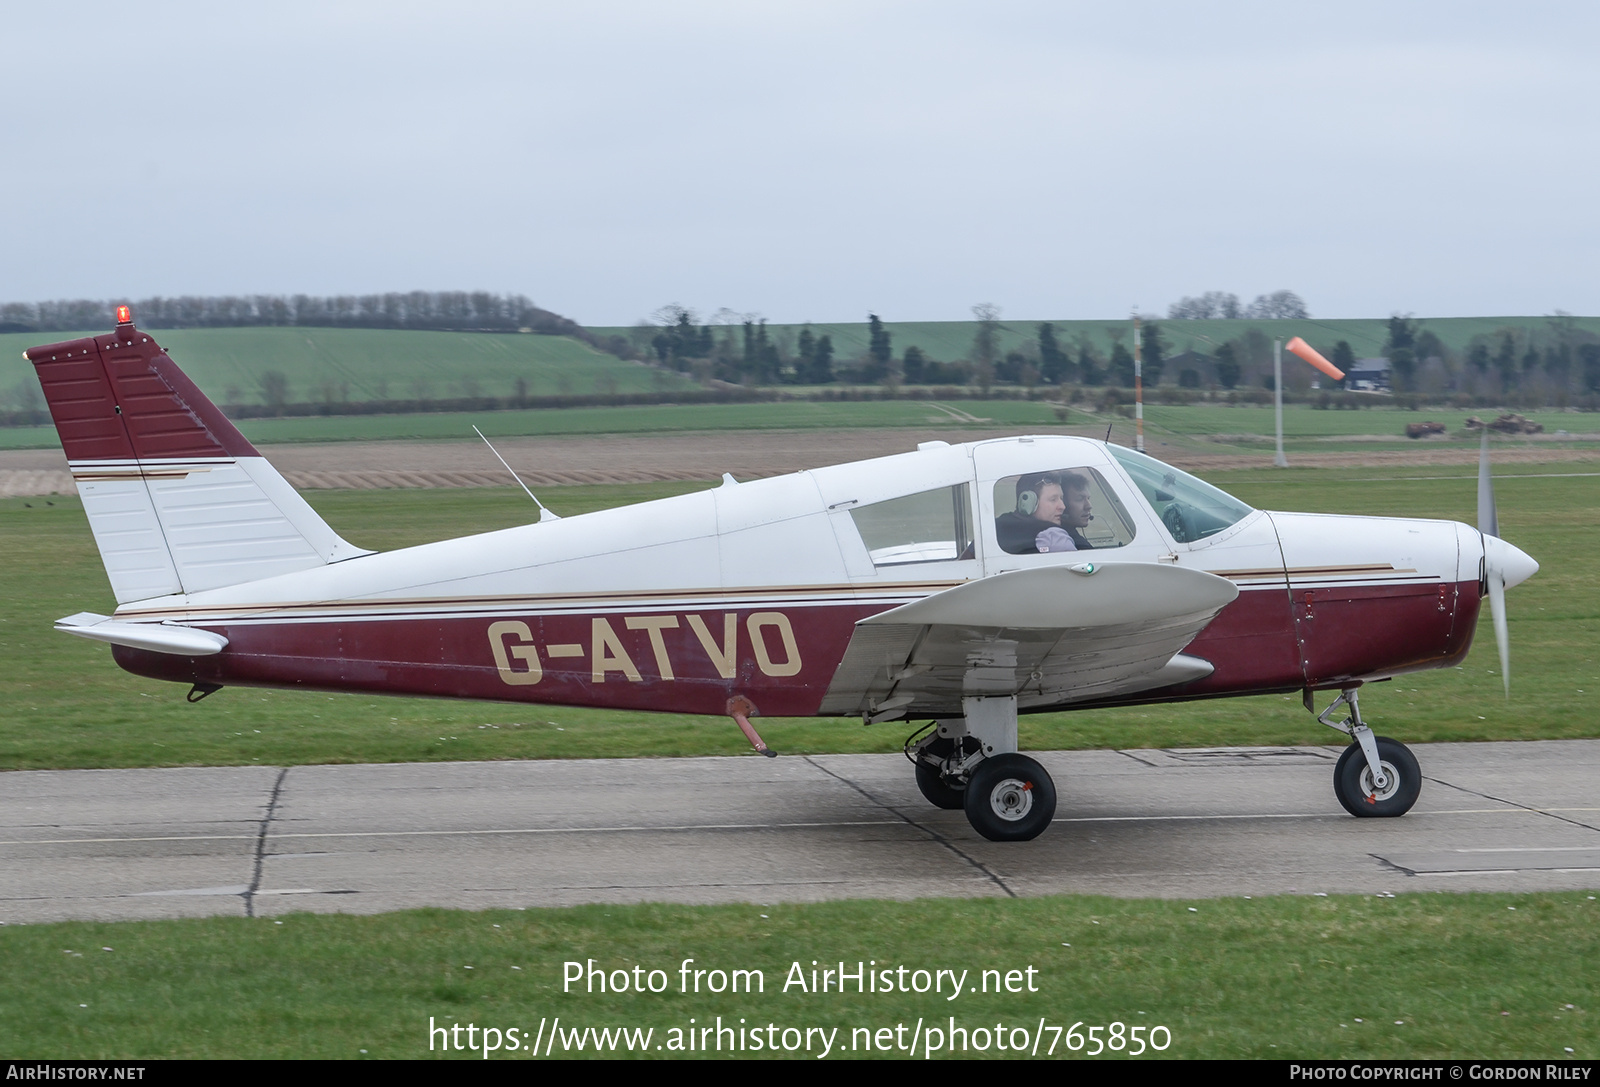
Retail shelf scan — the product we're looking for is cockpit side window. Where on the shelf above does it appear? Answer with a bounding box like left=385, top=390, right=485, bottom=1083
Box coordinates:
left=992, top=467, right=1135, bottom=555
left=849, top=483, right=974, bottom=566
left=1107, top=445, right=1254, bottom=543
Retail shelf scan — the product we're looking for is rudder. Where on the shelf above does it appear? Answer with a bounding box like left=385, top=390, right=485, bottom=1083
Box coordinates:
left=26, top=310, right=371, bottom=604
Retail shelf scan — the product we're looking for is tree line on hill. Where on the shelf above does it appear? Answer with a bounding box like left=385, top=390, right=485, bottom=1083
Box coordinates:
left=5, top=290, right=1599, bottom=420
left=1166, top=290, right=1310, bottom=320
left=630, top=303, right=1255, bottom=394
left=0, top=291, right=635, bottom=349
left=629, top=300, right=1600, bottom=406
left=1384, top=315, right=1600, bottom=402
left=639, top=307, right=970, bottom=387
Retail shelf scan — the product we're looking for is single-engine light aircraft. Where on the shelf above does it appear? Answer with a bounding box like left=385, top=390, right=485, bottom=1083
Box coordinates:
left=25, top=311, right=1539, bottom=841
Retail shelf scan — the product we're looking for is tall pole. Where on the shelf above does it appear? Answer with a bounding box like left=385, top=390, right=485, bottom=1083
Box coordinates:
left=1133, top=313, right=1145, bottom=453
left=1273, top=337, right=1288, bottom=468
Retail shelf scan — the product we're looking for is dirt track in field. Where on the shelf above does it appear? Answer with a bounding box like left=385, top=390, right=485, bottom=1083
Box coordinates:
left=3, top=429, right=1598, bottom=497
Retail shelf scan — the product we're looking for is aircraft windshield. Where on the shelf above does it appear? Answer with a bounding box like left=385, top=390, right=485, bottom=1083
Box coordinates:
left=1107, top=446, right=1254, bottom=544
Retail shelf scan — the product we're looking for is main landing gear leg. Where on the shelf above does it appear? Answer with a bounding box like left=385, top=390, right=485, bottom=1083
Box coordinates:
left=1313, top=687, right=1421, bottom=817
left=907, top=696, right=1056, bottom=841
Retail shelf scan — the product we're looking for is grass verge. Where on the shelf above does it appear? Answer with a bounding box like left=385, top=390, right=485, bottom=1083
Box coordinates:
left=0, top=892, right=1593, bottom=1059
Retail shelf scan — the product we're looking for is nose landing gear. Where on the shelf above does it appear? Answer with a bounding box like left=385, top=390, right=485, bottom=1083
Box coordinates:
left=1314, top=687, right=1421, bottom=817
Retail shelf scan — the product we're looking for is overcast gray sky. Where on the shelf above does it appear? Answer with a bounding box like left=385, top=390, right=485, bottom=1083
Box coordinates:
left=4, top=1, right=1596, bottom=325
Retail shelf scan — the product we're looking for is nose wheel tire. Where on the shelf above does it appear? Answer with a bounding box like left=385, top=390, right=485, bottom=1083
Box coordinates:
left=963, top=754, right=1057, bottom=841
left=1333, top=736, right=1421, bottom=818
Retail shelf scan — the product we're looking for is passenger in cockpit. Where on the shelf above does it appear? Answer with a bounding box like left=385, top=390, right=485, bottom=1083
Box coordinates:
left=995, top=473, right=1064, bottom=554
left=1035, top=470, right=1094, bottom=553
left=997, top=471, right=1097, bottom=555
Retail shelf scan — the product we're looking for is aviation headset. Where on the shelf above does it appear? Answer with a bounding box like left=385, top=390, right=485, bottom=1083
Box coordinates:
left=1017, top=471, right=1093, bottom=520
left=1015, top=473, right=1058, bottom=516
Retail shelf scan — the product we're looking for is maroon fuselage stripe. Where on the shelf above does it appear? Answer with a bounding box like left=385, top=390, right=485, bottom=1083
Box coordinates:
left=111, top=581, right=1484, bottom=717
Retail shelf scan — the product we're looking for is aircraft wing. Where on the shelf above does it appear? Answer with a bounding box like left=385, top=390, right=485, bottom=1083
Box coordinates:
left=818, top=563, right=1239, bottom=719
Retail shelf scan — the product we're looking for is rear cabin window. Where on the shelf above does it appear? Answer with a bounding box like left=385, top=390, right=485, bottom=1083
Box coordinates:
left=848, top=484, right=974, bottom=566
left=992, top=467, right=1135, bottom=555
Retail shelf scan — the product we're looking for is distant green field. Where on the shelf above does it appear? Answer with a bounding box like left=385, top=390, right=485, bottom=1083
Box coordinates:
left=6, top=320, right=1598, bottom=453
left=1137, top=404, right=1599, bottom=439
left=0, top=398, right=1066, bottom=449
left=2, top=388, right=1594, bottom=452
left=0, top=464, right=1589, bottom=771
left=1132, top=405, right=1600, bottom=455
left=0, top=325, right=690, bottom=410
left=2, top=893, right=1593, bottom=1059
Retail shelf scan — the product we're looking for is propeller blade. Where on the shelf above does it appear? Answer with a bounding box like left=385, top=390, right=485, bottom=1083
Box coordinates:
left=1487, top=568, right=1510, bottom=697
left=1476, top=430, right=1533, bottom=697
left=1477, top=429, right=1498, bottom=538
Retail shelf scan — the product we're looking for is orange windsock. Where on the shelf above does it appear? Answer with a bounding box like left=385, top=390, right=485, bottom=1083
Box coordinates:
left=1285, top=336, right=1343, bottom=380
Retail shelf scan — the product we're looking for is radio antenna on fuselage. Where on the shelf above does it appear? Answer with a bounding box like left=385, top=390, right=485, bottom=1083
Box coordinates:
left=473, top=426, right=559, bottom=521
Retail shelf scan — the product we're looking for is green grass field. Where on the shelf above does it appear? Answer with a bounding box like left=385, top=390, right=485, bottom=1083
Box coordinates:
left=0, top=398, right=1068, bottom=450
left=1, top=464, right=1591, bottom=772
left=1138, top=404, right=1600, bottom=440
left=2, top=893, right=1593, bottom=1059
left=7, top=321, right=1598, bottom=455
left=0, top=325, right=690, bottom=413
left=3, top=394, right=1594, bottom=452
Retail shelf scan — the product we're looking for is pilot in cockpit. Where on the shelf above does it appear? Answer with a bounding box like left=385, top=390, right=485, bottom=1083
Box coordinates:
left=1035, top=470, right=1094, bottom=553
left=996, top=471, right=1096, bottom=555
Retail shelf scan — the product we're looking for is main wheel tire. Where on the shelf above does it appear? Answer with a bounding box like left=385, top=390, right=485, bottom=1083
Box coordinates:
left=963, top=754, right=1057, bottom=841
left=915, top=759, right=967, bottom=809
left=1333, top=736, right=1421, bottom=818
left=912, top=735, right=979, bottom=810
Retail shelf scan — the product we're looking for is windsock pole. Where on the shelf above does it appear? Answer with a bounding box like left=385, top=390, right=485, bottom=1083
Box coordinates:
left=1133, top=313, right=1145, bottom=453
left=1273, top=338, right=1288, bottom=468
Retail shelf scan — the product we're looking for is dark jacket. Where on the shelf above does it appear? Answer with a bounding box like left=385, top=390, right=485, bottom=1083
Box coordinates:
left=994, top=511, right=1091, bottom=555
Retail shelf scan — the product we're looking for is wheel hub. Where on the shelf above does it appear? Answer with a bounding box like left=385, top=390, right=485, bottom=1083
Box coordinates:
left=988, top=777, right=1034, bottom=821
left=1359, top=760, right=1400, bottom=803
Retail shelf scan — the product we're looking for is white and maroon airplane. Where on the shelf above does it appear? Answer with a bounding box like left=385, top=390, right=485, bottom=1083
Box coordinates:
left=24, top=309, right=1538, bottom=841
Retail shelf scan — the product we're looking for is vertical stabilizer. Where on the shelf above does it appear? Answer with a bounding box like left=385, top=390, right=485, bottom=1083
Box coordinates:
left=25, top=314, right=371, bottom=604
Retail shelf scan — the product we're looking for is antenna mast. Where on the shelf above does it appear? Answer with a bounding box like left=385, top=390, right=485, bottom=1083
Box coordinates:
left=473, top=426, right=559, bottom=521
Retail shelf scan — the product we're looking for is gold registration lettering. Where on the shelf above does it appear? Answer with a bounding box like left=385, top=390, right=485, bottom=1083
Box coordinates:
left=747, top=612, right=802, bottom=677
left=487, top=621, right=542, bottom=685
left=687, top=613, right=737, bottom=679
left=591, top=617, right=643, bottom=683
left=625, top=615, right=680, bottom=680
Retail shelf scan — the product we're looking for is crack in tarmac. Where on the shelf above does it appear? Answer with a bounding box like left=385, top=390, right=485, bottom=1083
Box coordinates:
left=802, top=756, right=1017, bottom=898
left=244, top=768, right=289, bottom=918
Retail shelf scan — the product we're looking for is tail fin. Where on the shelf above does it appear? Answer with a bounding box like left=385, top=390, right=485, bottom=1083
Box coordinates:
left=25, top=312, right=371, bottom=604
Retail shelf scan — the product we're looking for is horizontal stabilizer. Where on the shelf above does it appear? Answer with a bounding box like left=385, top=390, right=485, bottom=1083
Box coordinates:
left=56, top=612, right=228, bottom=656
